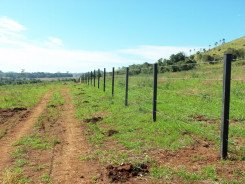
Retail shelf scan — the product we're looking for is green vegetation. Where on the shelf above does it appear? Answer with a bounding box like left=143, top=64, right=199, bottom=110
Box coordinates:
left=115, top=52, right=197, bottom=75
left=195, top=36, right=245, bottom=63
left=0, top=83, right=50, bottom=109
left=71, top=59, right=245, bottom=183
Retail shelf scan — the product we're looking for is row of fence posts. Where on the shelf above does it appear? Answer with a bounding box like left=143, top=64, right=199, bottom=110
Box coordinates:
left=80, top=54, right=233, bottom=160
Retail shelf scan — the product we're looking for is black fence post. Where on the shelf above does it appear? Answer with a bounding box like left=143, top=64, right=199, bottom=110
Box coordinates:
left=94, top=70, right=96, bottom=87
left=103, top=68, right=106, bottom=92
left=88, top=72, right=90, bottom=85
left=91, top=71, right=93, bottom=85
left=112, top=67, right=115, bottom=96
left=98, top=69, right=100, bottom=89
left=125, top=67, right=129, bottom=106
left=221, top=54, right=232, bottom=160
left=85, top=73, right=88, bottom=84
left=153, top=63, right=158, bottom=122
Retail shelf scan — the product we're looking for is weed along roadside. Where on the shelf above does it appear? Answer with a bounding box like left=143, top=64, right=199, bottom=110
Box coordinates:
left=73, top=54, right=245, bottom=183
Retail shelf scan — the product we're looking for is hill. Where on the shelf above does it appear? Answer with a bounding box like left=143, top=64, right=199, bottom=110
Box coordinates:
left=195, top=36, right=245, bottom=62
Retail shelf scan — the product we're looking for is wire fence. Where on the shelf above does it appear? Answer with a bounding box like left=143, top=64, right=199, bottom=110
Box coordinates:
left=80, top=54, right=244, bottom=159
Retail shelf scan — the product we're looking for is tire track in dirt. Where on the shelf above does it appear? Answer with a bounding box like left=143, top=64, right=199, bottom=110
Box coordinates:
left=0, top=91, right=53, bottom=172
left=51, top=87, right=105, bottom=184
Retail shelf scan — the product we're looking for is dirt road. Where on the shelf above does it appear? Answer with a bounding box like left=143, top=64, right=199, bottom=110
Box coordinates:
left=0, top=91, right=53, bottom=172
left=50, top=88, right=105, bottom=184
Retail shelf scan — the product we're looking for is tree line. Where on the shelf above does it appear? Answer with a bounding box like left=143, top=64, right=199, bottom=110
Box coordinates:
left=0, top=71, right=73, bottom=79
left=115, top=52, right=197, bottom=75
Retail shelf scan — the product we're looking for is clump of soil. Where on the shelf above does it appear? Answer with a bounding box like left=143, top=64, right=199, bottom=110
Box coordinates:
left=83, top=116, right=103, bottom=124
left=230, top=119, right=239, bottom=124
left=12, top=107, right=27, bottom=112
left=192, top=115, right=218, bottom=124
left=107, top=129, right=119, bottom=136
left=48, top=104, right=56, bottom=108
left=106, top=163, right=149, bottom=182
left=0, top=107, right=27, bottom=118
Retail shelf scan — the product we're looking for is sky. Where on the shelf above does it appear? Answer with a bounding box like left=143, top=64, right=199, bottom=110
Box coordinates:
left=0, top=0, right=244, bottom=73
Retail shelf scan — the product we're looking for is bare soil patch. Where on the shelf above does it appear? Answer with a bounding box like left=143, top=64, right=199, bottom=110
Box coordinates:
left=0, top=91, right=52, bottom=172
left=107, top=129, right=119, bottom=137
left=149, top=139, right=245, bottom=181
left=107, top=163, right=149, bottom=183
left=0, top=107, right=29, bottom=124
left=191, top=115, right=241, bottom=124
left=50, top=88, right=106, bottom=183
left=83, top=116, right=103, bottom=124
left=150, top=139, right=219, bottom=171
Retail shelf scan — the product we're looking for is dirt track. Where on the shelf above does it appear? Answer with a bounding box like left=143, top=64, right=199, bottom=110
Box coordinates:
left=50, top=88, right=105, bottom=183
left=0, top=91, right=52, bottom=172
left=0, top=87, right=107, bottom=183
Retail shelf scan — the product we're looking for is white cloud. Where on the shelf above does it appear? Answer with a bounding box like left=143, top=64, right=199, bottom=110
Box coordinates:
left=0, top=16, right=202, bottom=73
left=45, top=37, right=64, bottom=48
left=0, top=16, right=26, bottom=32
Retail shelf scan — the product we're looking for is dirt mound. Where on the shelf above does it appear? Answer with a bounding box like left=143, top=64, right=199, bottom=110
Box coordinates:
left=0, top=108, right=27, bottom=118
left=106, top=163, right=149, bottom=182
left=107, top=129, right=119, bottom=136
left=83, top=116, right=103, bottom=124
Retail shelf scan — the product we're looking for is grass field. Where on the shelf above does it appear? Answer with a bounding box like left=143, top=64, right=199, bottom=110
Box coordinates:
left=71, top=60, right=245, bottom=183
left=0, top=83, right=51, bottom=109
left=0, top=61, right=244, bottom=183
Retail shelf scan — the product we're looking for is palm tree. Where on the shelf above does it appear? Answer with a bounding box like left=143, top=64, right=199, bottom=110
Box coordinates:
left=215, top=42, right=218, bottom=47
left=189, top=49, right=192, bottom=55
left=222, top=38, right=225, bottom=44
left=209, top=45, right=211, bottom=50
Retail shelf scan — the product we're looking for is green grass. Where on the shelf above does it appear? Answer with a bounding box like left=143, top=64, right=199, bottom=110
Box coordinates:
left=14, top=135, right=52, bottom=150
left=70, top=59, right=245, bottom=183
left=0, top=83, right=51, bottom=109
left=40, top=173, right=51, bottom=183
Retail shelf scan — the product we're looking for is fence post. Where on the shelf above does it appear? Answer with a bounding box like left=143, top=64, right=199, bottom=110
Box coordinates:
left=103, top=68, right=106, bottom=92
left=86, top=72, right=88, bottom=84
left=94, top=70, right=96, bottom=87
left=88, top=72, right=90, bottom=85
left=125, top=67, right=129, bottom=106
left=98, top=69, right=100, bottom=89
left=221, top=54, right=232, bottom=159
left=91, top=71, right=93, bottom=85
left=112, top=67, right=115, bottom=96
left=153, top=63, right=158, bottom=122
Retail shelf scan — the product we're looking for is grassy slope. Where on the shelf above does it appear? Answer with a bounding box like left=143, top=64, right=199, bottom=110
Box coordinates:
left=205, top=36, right=245, bottom=57
left=71, top=60, right=245, bottom=183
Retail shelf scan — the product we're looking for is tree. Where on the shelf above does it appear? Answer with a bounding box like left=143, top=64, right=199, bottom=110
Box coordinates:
left=202, top=54, right=214, bottom=62
left=222, top=38, right=225, bottom=44
left=215, top=42, right=218, bottom=47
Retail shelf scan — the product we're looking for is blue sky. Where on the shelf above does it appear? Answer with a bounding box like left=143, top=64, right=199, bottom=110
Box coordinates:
left=0, top=0, right=244, bottom=72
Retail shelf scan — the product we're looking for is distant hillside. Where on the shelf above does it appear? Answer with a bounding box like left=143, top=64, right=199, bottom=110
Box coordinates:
left=207, top=36, right=245, bottom=56
left=194, top=36, right=245, bottom=62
